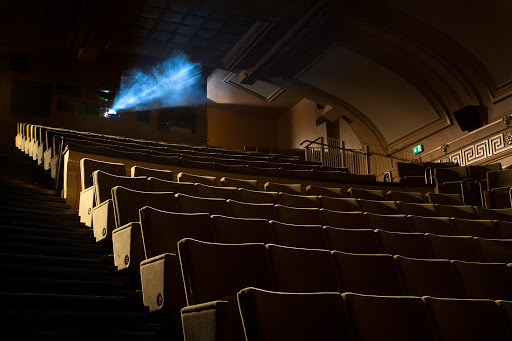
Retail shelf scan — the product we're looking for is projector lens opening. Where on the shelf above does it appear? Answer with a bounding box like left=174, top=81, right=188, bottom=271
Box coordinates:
left=102, top=107, right=117, bottom=117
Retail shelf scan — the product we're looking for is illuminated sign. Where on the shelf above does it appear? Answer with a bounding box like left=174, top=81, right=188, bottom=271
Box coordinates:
left=412, top=144, right=424, bottom=155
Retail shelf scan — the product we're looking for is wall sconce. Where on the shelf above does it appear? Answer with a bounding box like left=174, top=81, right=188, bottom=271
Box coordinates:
left=503, top=115, right=512, bottom=127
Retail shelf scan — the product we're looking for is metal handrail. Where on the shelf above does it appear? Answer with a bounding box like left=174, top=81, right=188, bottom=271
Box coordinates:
left=300, top=138, right=372, bottom=156
left=299, top=137, right=323, bottom=149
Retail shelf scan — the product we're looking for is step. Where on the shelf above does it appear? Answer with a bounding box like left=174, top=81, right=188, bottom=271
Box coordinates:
left=1, top=225, right=95, bottom=242
left=0, top=243, right=112, bottom=260
left=0, top=200, right=74, bottom=213
left=3, top=253, right=117, bottom=270
left=1, top=205, right=80, bottom=220
left=0, top=183, right=60, bottom=197
left=0, top=174, right=54, bottom=188
left=2, top=321, right=172, bottom=340
left=2, top=193, right=71, bottom=209
left=0, top=213, right=85, bottom=228
left=3, top=328, right=172, bottom=340
left=2, top=235, right=104, bottom=253
left=1, top=188, right=66, bottom=203
left=1, top=310, right=155, bottom=327
left=1, top=292, right=143, bottom=312
left=0, top=220, right=91, bottom=235
left=3, top=263, right=129, bottom=282
left=3, top=277, right=139, bottom=297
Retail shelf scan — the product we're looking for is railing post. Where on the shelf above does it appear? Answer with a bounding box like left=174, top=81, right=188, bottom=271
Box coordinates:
left=320, top=137, right=326, bottom=166
left=341, top=140, right=346, bottom=168
left=365, top=145, right=371, bottom=174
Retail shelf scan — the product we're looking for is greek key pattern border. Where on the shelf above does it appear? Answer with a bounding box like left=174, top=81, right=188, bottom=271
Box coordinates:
left=439, top=131, right=512, bottom=166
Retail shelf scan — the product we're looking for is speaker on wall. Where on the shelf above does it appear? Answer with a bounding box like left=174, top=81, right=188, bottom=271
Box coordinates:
left=453, top=105, right=488, bottom=132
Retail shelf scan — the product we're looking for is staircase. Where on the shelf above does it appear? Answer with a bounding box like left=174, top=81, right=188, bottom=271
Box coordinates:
left=0, top=144, right=180, bottom=339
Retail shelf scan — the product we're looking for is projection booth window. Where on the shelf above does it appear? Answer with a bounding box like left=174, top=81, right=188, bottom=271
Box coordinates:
left=157, top=106, right=196, bottom=134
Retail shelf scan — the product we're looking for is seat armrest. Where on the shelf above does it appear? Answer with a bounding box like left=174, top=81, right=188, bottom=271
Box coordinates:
left=140, top=253, right=186, bottom=323
left=92, top=199, right=114, bottom=242
left=112, top=222, right=143, bottom=276
left=78, top=186, right=95, bottom=226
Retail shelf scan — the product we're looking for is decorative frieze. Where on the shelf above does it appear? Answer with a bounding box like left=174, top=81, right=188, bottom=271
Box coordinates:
left=439, top=130, right=512, bottom=166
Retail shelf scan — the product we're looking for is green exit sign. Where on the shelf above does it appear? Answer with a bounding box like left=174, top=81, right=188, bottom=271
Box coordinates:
left=412, top=144, right=424, bottom=155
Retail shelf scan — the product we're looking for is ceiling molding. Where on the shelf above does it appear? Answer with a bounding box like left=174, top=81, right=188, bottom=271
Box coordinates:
left=222, top=21, right=275, bottom=70
left=244, top=0, right=354, bottom=80
left=222, top=72, right=285, bottom=103
left=358, top=4, right=509, bottom=106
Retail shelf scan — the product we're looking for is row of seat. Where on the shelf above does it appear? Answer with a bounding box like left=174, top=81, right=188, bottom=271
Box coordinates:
left=18, top=123, right=375, bottom=188
left=176, top=237, right=512, bottom=340
left=138, top=166, right=492, bottom=209
left=115, top=159, right=512, bottom=211
left=432, top=163, right=503, bottom=208
left=97, top=158, right=496, bottom=209
left=483, top=168, right=512, bottom=209
left=395, top=160, right=457, bottom=184
left=105, top=186, right=512, bottom=280
left=16, top=122, right=307, bottom=164
left=135, top=206, right=512, bottom=318
left=80, top=159, right=512, bottom=228
left=84, top=169, right=512, bottom=238
left=235, top=287, right=512, bottom=341
left=15, top=126, right=512, bottom=340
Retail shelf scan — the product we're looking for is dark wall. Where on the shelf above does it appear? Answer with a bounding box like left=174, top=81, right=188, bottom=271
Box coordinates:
left=0, top=52, right=207, bottom=146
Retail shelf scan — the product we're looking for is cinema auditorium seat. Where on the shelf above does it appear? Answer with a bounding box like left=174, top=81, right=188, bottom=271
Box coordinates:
left=175, top=193, right=230, bottom=216
left=395, top=256, right=464, bottom=298
left=305, top=184, right=345, bottom=197
left=238, top=188, right=281, bottom=204
left=78, top=158, right=126, bottom=226
left=267, top=244, right=341, bottom=293
left=347, top=187, right=386, bottom=200
left=195, top=183, right=240, bottom=201
left=397, top=202, right=438, bottom=217
left=131, top=165, right=174, bottom=181
left=424, top=296, right=511, bottom=340
left=139, top=209, right=215, bottom=321
left=376, top=229, right=432, bottom=259
left=237, top=288, right=356, bottom=341
left=278, top=192, right=321, bottom=208
left=220, top=176, right=259, bottom=190
left=269, top=221, right=327, bottom=250
left=386, top=190, right=426, bottom=203
left=325, top=227, right=381, bottom=254
left=264, top=181, right=303, bottom=195
left=110, top=187, right=178, bottom=275
left=342, top=293, right=438, bottom=341
left=408, top=216, right=455, bottom=235
left=211, top=215, right=274, bottom=244
left=148, top=177, right=198, bottom=196
left=90, top=170, right=149, bottom=243
left=177, top=172, right=217, bottom=186
left=179, top=239, right=274, bottom=341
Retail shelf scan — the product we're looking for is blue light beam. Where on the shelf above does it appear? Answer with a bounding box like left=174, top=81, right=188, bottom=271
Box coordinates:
left=111, top=51, right=203, bottom=112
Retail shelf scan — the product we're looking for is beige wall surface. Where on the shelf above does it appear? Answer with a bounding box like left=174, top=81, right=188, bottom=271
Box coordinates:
left=207, top=102, right=279, bottom=150
left=277, top=98, right=327, bottom=150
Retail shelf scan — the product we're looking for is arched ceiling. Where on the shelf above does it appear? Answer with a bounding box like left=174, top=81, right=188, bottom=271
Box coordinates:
left=227, top=0, right=512, bottom=149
